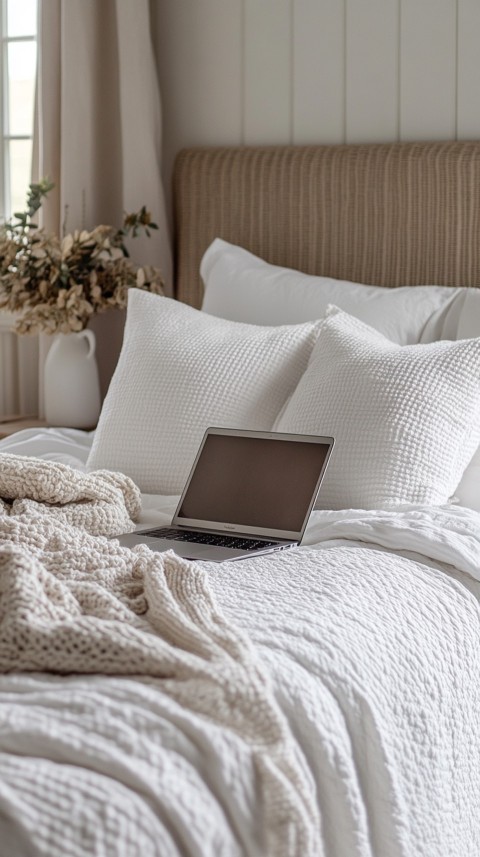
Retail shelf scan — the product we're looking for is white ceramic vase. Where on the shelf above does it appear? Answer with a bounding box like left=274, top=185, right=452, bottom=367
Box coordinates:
left=44, top=329, right=101, bottom=428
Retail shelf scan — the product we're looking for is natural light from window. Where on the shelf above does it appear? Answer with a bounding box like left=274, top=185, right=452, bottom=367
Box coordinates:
left=1, top=0, right=37, bottom=220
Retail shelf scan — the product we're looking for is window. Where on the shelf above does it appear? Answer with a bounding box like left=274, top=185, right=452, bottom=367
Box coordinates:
left=1, top=0, right=37, bottom=221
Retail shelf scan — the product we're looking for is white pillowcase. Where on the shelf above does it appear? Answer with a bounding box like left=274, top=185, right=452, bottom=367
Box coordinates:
left=87, top=291, right=321, bottom=493
left=454, top=450, right=480, bottom=512
left=450, top=289, right=480, bottom=511
left=275, top=307, right=480, bottom=511
left=201, top=238, right=462, bottom=344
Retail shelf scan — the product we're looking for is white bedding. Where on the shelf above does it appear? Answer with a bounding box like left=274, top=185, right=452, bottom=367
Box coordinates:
left=1, top=429, right=480, bottom=856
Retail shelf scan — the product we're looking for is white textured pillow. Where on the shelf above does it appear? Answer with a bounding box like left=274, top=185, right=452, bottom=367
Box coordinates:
left=454, top=449, right=480, bottom=512
left=201, top=239, right=461, bottom=344
left=275, top=307, right=480, bottom=511
left=87, top=291, right=321, bottom=493
left=451, top=289, right=480, bottom=511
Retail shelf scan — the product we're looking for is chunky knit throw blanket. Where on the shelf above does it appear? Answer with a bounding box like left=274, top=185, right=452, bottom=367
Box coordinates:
left=0, top=454, right=319, bottom=856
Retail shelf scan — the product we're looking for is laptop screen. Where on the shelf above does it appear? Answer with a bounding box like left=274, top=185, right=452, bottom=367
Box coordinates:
left=176, top=430, right=333, bottom=537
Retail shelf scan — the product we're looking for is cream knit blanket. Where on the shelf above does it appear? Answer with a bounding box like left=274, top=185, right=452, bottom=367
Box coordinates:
left=0, top=453, right=320, bottom=856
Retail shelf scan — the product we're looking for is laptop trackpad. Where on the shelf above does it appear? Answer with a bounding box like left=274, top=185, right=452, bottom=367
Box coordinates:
left=116, top=533, right=242, bottom=562
left=145, top=538, right=220, bottom=560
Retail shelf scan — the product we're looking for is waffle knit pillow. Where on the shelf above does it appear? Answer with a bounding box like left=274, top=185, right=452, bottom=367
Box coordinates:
left=275, top=307, right=480, bottom=510
left=87, top=291, right=321, bottom=493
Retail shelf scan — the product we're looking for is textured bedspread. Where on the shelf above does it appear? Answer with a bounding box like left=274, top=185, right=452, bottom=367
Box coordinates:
left=0, top=455, right=318, bottom=856
left=0, top=454, right=480, bottom=856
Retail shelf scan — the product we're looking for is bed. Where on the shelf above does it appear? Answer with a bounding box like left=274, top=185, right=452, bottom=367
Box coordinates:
left=1, top=141, right=480, bottom=857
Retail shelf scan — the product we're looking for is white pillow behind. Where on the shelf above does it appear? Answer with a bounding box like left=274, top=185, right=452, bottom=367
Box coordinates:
left=275, top=307, right=480, bottom=511
left=201, top=238, right=462, bottom=344
left=454, top=450, right=480, bottom=512
left=450, top=288, right=480, bottom=511
left=87, top=291, right=321, bottom=494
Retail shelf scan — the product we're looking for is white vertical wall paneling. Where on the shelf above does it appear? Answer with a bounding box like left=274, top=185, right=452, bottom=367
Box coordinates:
left=346, top=0, right=399, bottom=143
left=243, top=0, right=292, bottom=145
left=400, top=0, right=457, bottom=141
left=292, top=0, right=345, bottom=144
left=457, top=0, right=480, bottom=139
left=153, top=0, right=480, bottom=193
left=153, top=0, right=243, bottom=212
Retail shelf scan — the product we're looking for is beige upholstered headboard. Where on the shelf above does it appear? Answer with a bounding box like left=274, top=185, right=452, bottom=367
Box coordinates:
left=173, top=141, right=480, bottom=308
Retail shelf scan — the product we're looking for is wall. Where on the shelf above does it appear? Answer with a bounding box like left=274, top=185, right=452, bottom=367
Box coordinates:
left=152, top=0, right=480, bottom=213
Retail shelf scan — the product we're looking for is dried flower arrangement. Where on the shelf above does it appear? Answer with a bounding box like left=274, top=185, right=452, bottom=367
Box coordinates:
left=0, top=179, right=164, bottom=334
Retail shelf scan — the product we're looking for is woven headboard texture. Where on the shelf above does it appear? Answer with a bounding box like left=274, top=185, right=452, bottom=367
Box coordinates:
left=173, top=141, right=480, bottom=308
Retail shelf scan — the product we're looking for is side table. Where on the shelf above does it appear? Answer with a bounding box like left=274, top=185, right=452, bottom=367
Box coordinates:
left=0, top=417, right=48, bottom=440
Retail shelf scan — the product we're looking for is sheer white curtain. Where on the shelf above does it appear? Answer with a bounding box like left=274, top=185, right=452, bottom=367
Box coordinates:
left=0, top=314, right=38, bottom=419
left=5, top=0, right=172, bottom=418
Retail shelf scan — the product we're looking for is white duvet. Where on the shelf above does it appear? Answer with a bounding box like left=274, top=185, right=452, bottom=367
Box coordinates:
left=0, top=429, right=480, bottom=857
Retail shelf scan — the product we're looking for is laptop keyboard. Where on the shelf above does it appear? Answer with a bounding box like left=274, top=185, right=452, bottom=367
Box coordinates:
left=143, top=527, right=280, bottom=551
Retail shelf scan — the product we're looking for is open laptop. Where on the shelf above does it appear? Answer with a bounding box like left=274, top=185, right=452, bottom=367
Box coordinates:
left=116, top=427, right=334, bottom=562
